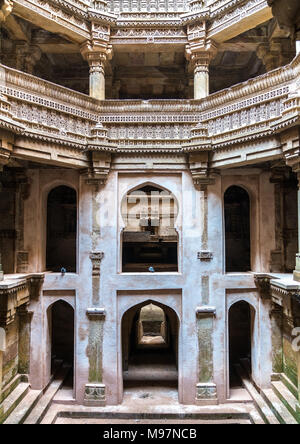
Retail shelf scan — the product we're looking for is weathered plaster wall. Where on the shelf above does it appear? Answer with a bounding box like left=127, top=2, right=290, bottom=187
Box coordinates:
left=25, top=163, right=277, bottom=405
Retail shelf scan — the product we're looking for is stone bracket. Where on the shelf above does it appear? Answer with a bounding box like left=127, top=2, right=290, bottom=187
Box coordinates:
left=196, top=306, right=216, bottom=318
left=86, top=307, right=106, bottom=320
left=89, top=251, right=104, bottom=277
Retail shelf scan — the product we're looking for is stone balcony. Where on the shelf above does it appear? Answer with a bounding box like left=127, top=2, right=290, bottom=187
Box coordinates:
left=0, top=52, right=299, bottom=167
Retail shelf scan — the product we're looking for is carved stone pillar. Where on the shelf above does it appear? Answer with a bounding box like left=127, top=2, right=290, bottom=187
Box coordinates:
left=87, top=52, right=107, bottom=101
left=195, top=306, right=217, bottom=404
left=84, top=308, right=106, bottom=406
left=17, top=306, right=33, bottom=375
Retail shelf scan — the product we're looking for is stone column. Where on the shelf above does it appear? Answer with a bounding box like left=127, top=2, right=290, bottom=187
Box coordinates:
left=17, top=306, right=33, bottom=375
left=195, top=306, right=218, bottom=404
left=87, top=53, right=106, bottom=101
left=192, top=53, right=210, bottom=100
left=84, top=308, right=106, bottom=406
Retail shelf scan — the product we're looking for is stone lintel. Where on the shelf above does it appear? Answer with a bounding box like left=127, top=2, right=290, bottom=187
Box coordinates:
left=86, top=307, right=106, bottom=320
left=196, top=306, right=216, bottom=318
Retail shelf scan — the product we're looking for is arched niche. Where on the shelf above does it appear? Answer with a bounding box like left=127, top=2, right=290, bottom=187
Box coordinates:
left=121, top=184, right=179, bottom=272
left=46, top=186, right=77, bottom=273
left=224, top=185, right=251, bottom=272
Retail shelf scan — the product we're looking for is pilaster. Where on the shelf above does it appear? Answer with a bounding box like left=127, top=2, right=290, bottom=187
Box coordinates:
left=17, top=306, right=33, bottom=375
left=195, top=306, right=218, bottom=404
left=84, top=308, right=106, bottom=406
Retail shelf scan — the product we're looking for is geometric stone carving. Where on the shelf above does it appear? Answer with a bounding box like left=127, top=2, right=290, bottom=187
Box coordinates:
left=84, top=383, right=106, bottom=406
left=89, top=252, right=104, bottom=277
left=254, top=274, right=271, bottom=300
left=198, top=251, right=213, bottom=261
left=196, top=382, right=217, bottom=401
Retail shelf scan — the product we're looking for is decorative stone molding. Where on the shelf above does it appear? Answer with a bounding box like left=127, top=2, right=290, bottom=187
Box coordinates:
left=0, top=279, right=30, bottom=326
left=86, top=307, right=106, bottom=320
left=198, top=250, right=213, bottom=261
left=254, top=274, right=271, bottom=300
left=84, top=383, right=106, bottom=406
left=196, top=382, right=217, bottom=401
left=89, top=251, right=104, bottom=277
left=196, top=306, right=216, bottom=318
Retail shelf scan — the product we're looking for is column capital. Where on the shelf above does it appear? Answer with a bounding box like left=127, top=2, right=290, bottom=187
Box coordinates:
left=186, top=39, right=218, bottom=65
left=80, top=42, right=113, bottom=65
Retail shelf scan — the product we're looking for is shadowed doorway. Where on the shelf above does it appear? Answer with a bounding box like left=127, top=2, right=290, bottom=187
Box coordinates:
left=122, top=301, right=179, bottom=399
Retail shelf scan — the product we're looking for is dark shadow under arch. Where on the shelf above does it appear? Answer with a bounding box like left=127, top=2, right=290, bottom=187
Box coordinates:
left=225, top=186, right=251, bottom=272
left=229, top=300, right=255, bottom=388
left=121, top=300, right=179, bottom=393
left=46, top=185, right=77, bottom=272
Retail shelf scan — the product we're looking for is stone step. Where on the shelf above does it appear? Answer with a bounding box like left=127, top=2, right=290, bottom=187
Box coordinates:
left=280, top=373, right=298, bottom=399
left=1, top=374, right=23, bottom=403
left=271, top=380, right=300, bottom=423
left=0, top=382, right=30, bottom=424
left=261, top=388, right=298, bottom=424
left=24, top=366, right=71, bottom=424
left=3, top=389, right=42, bottom=424
left=248, top=407, right=266, bottom=425
left=234, top=364, right=280, bottom=425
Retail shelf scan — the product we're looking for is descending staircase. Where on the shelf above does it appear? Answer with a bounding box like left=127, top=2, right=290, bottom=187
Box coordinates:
left=0, top=364, right=71, bottom=424
left=235, top=361, right=300, bottom=425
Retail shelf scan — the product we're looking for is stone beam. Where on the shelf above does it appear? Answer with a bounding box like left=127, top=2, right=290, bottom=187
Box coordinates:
left=12, top=0, right=90, bottom=44
left=208, top=0, right=273, bottom=44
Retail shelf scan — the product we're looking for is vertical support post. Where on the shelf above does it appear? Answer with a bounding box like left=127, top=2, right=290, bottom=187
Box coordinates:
left=195, top=306, right=218, bottom=405
left=18, top=307, right=33, bottom=375
left=193, top=54, right=210, bottom=100
left=88, top=54, right=106, bottom=101
left=270, top=303, right=284, bottom=377
left=84, top=308, right=106, bottom=406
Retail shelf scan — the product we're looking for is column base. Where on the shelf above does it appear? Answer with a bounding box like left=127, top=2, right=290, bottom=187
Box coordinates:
left=195, top=383, right=218, bottom=406
left=83, top=383, right=106, bottom=407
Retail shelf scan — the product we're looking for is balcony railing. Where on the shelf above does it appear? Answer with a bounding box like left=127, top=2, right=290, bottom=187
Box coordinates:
left=0, top=55, right=299, bottom=154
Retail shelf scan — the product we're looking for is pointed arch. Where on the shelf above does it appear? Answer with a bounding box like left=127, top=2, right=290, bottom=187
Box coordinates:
left=121, top=184, right=179, bottom=273
left=224, top=185, right=251, bottom=272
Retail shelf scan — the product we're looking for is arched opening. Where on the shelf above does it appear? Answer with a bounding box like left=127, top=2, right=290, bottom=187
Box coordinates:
left=48, top=300, right=74, bottom=392
left=46, top=186, right=77, bottom=272
left=122, top=301, right=179, bottom=399
left=229, top=301, right=255, bottom=389
left=224, top=186, right=251, bottom=272
left=121, top=185, right=179, bottom=272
